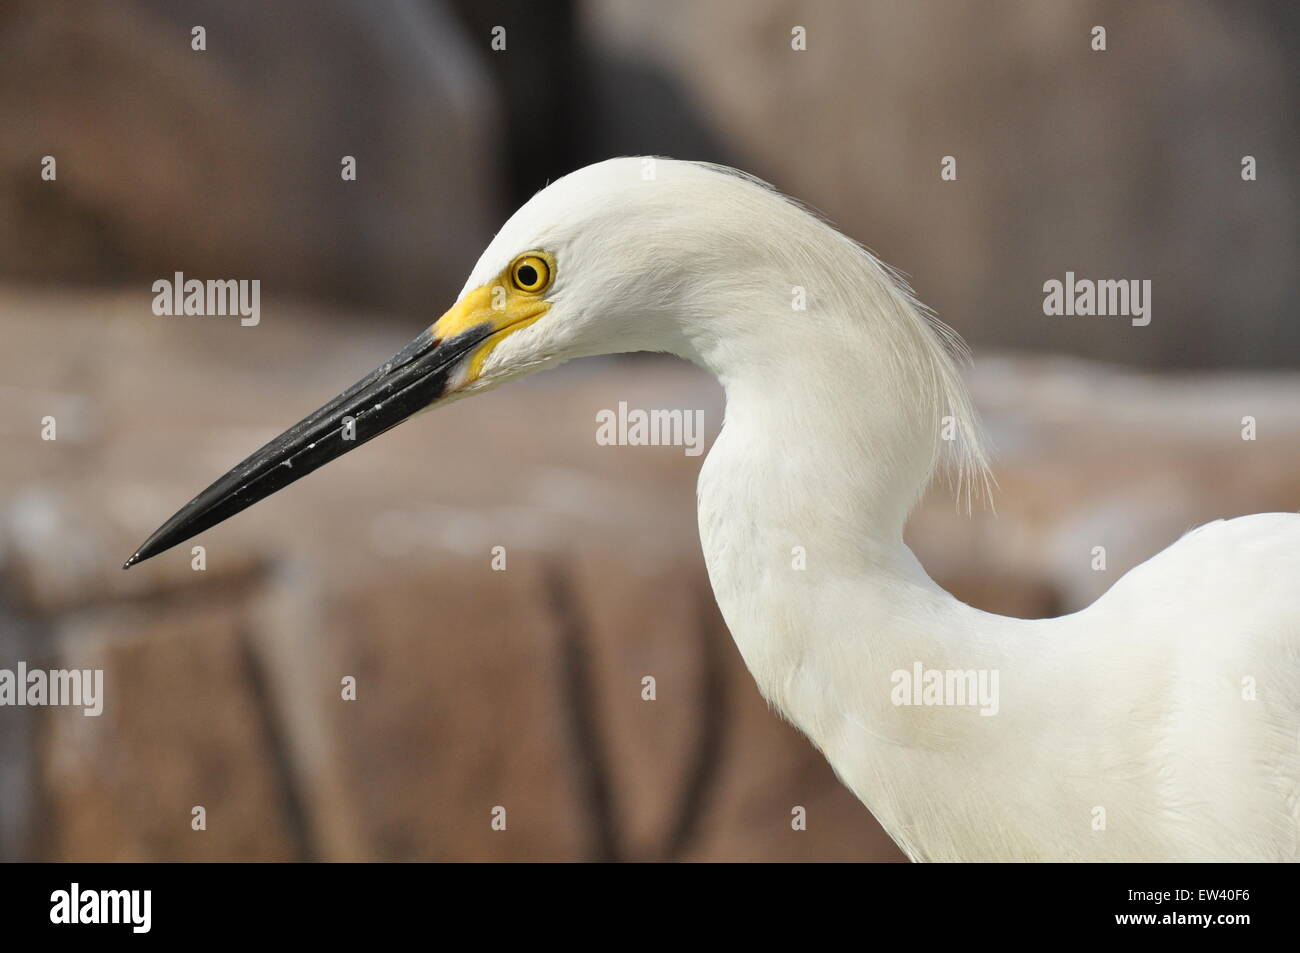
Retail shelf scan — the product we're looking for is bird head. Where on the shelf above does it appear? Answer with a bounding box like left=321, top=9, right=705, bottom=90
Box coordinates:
left=125, top=158, right=722, bottom=567
left=124, top=157, right=985, bottom=568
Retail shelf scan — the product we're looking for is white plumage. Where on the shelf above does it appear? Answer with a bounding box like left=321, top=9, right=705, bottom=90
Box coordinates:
left=132, top=156, right=1299, bottom=861
left=465, top=157, right=1299, bottom=861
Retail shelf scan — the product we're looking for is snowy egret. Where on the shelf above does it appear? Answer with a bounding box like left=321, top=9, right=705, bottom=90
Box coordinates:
left=125, top=158, right=1299, bottom=862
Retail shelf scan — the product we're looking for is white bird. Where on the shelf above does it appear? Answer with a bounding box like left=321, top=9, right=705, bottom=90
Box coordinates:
left=126, top=157, right=1300, bottom=862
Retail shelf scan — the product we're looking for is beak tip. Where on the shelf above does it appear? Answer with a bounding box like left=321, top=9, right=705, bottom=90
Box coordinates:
left=118, top=324, right=457, bottom=574
left=122, top=545, right=151, bottom=570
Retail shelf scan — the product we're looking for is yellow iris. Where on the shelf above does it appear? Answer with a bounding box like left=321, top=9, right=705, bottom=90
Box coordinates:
left=510, top=254, right=552, bottom=294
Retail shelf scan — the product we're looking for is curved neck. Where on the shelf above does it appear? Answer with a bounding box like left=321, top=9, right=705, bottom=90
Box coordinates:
left=686, top=287, right=963, bottom=561
left=689, top=286, right=1003, bottom=725
left=693, top=342, right=1020, bottom=862
left=715, top=366, right=933, bottom=549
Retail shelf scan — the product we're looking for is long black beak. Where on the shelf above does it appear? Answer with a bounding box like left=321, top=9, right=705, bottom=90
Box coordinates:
left=123, top=324, right=491, bottom=569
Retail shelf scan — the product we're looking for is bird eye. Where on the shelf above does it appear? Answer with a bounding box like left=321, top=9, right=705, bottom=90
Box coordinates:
left=509, top=254, right=551, bottom=294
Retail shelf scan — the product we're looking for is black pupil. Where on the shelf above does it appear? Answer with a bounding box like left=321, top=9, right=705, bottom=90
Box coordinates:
left=517, top=264, right=538, bottom=287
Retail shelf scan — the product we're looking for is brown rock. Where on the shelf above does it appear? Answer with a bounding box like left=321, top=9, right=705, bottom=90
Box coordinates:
left=34, top=598, right=300, bottom=861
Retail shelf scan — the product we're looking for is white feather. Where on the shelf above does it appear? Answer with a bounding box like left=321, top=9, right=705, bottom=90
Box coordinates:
left=462, top=157, right=1300, bottom=861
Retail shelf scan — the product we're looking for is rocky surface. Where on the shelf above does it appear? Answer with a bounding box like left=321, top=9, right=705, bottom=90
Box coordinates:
left=0, top=0, right=499, bottom=316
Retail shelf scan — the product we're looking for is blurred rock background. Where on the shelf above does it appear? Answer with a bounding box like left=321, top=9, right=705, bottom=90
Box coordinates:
left=0, top=0, right=1296, bottom=861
